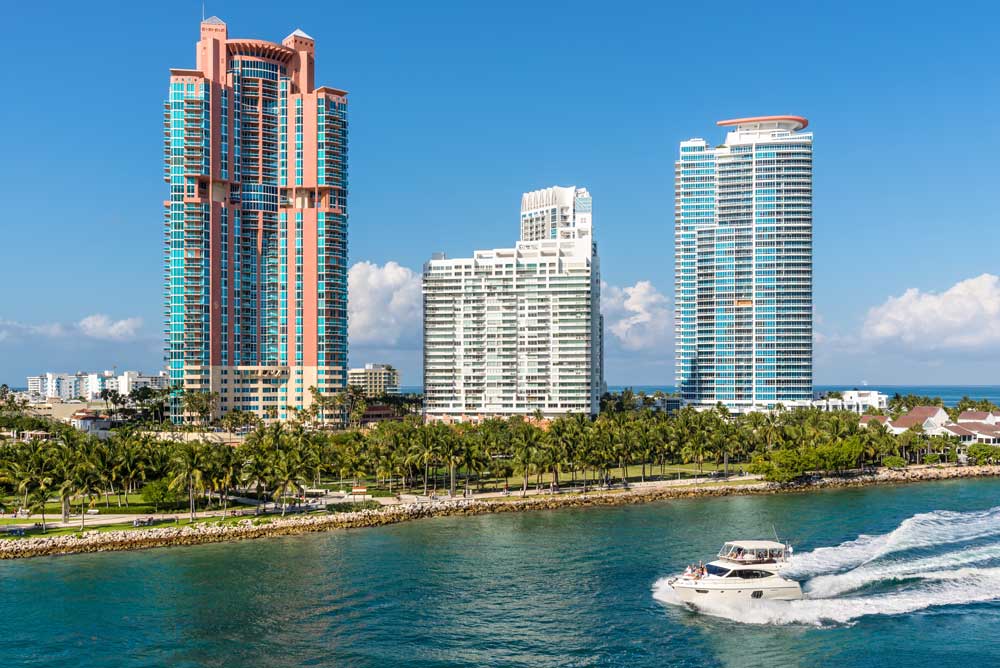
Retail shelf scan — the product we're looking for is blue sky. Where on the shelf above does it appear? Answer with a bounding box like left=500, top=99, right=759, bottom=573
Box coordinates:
left=2, top=0, right=999, bottom=387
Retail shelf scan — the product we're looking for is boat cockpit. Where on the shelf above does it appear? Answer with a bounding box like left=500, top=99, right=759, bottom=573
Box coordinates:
left=717, top=541, right=789, bottom=565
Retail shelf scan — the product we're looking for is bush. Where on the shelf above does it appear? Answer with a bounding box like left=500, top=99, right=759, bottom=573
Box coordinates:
left=141, top=480, right=181, bottom=512
left=883, top=456, right=906, bottom=469
left=968, top=444, right=1000, bottom=465
left=923, top=453, right=941, bottom=465
left=327, top=501, right=380, bottom=513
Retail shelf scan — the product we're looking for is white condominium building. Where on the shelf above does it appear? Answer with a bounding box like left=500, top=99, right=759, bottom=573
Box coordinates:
left=25, top=370, right=169, bottom=401
left=423, top=186, right=603, bottom=422
left=116, top=370, right=169, bottom=396
left=348, top=363, right=401, bottom=398
left=675, top=116, right=813, bottom=411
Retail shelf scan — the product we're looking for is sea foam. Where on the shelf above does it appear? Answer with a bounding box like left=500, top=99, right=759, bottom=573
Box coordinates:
left=652, top=505, right=1000, bottom=626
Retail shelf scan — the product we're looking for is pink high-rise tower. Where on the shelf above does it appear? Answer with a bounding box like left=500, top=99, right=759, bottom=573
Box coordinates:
left=165, top=17, right=348, bottom=422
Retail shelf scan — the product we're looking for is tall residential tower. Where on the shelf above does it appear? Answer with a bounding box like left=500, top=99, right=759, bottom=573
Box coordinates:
left=675, top=116, right=812, bottom=411
left=423, top=186, right=603, bottom=422
left=165, top=18, right=348, bottom=422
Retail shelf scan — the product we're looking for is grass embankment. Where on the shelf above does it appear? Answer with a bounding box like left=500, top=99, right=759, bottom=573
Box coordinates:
left=0, top=500, right=383, bottom=540
left=0, top=492, right=256, bottom=520
left=316, top=462, right=734, bottom=497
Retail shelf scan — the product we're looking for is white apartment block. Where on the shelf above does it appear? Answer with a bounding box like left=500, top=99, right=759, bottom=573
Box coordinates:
left=84, top=371, right=118, bottom=401
left=423, top=186, right=603, bottom=422
left=116, top=370, right=169, bottom=396
left=26, top=376, right=44, bottom=397
left=348, top=363, right=401, bottom=398
left=27, top=372, right=107, bottom=401
left=26, top=370, right=168, bottom=401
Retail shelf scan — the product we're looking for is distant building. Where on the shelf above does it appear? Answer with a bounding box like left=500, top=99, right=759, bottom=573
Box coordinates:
left=359, top=404, right=401, bottom=427
left=676, top=116, right=813, bottom=412
left=888, top=405, right=949, bottom=433
left=423, top=185, right=603, bottom=422
left=26, top=373, right=84, bottom=401
left=25, top=370, right=168, bottom=402
left=811, top=390, right=888, bottom=414
left=860, top=405, right=1000, bottom=445
left=69, top=409, right=113, bottom=439
left=957, top=411, right=1000, bottom=425
left=348, top=364, right=400, bottom=398
left=117, top=370, right=169, bottom=396
left=26, top=376, right=44, bottom=398
left=83, top=371, right=117, bottom=401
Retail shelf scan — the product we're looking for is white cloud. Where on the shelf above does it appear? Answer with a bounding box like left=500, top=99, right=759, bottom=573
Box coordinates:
left=0, top=319, right=68, bottom=342
left=77, top=314, right=143, bottom=341
left=0, top=315, right=143, bottom=344
left=863, top=273, right=1000, bottom=351
left=348, top=261, right=421, bottom=347
left=601, top=280, right=672, bottom=351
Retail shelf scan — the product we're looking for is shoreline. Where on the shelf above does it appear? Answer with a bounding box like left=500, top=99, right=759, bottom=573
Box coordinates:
left=3, top=464, right=1000, bottom=560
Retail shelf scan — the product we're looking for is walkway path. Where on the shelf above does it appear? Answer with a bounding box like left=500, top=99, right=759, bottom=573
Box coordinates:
left=3, top=474, right=761, bottom=532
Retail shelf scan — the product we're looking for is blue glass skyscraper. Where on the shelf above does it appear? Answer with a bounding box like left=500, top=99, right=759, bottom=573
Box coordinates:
left=675, top=116, right=812, bottom=410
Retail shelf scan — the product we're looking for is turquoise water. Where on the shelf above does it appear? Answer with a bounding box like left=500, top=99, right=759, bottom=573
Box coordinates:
left=609, top=385, right=1000, bottom=407
left=4, top=479, right=1000, bottom=667
left=401, top=385, right=1000, bottom=406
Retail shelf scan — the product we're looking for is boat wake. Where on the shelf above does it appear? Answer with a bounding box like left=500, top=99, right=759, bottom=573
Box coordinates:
left=652, top=505, right=1000, bottom=626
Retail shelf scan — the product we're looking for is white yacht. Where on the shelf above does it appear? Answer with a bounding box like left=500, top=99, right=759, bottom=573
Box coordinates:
left=669, top=540, right=803, bottom=605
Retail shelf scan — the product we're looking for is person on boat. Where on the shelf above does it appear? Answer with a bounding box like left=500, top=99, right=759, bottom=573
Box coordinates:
left=683, top=564, right=693, bottom=577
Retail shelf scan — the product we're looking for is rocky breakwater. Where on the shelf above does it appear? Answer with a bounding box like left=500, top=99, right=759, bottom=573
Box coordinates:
left=0, top=503, right=463, bottom=560
left=3, top=466, right=999, bottom=560
left=0, top=482, right=775, bottom=560
left=805, top=463, right=1000, bottom=490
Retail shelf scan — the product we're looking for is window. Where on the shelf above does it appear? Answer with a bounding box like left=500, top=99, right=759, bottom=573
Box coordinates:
left=705, top=564, right=730, bottom=577
left=733, top=569, right=771, bottom=579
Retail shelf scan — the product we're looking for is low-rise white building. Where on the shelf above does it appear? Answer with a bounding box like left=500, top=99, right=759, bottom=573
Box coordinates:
left=861, top=405, right=1000, bottom=445
left=811, top=390, right=889, bottom=414
left=116, top=370, right=169, bottom=396
left=956, top=411, right=1000, bottom=425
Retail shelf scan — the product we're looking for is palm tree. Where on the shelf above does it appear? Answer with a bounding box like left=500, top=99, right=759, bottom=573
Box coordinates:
left=437, top=427, right=464, bottom=496
left=26, top=489, right=50, bottom=533
left=410, top=425, right=439, bottom=496
left=681, top=423, right=709, bottom=474
left=182, top=391, right=219, bottom=426
left=512, top=421, right=543, bottom=496
left=271, top=447, right=310, bottom=516
left=210, top=444, right=241, bottom=518
left=169, top=440, right=210, bottom=521
left=72, top=458, right=102, bottom=531
left=116, top=435, right=146, bottom=506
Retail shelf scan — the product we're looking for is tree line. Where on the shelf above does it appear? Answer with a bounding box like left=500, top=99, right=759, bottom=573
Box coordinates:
left=3, top=398, right=975, bottom=535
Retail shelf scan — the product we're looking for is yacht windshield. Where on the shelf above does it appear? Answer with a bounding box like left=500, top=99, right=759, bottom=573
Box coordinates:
left=705, top=564, right=731, bottom=577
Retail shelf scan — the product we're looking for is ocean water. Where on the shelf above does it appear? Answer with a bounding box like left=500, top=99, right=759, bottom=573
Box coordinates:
left=3, top=479, right=1000, bottom=667
left=611, top=385, right=1000, bottom=407
left=399, top=386, right=1000, bottom=407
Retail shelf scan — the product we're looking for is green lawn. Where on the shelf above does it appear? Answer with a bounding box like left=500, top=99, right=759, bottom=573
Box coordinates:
left=1, top=492, right=256, bottom=518
left=319, top=460, right=740, bottom=496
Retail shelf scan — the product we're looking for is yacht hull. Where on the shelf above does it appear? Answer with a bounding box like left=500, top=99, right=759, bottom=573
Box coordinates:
left=670, top=579, right=803, bottom=604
